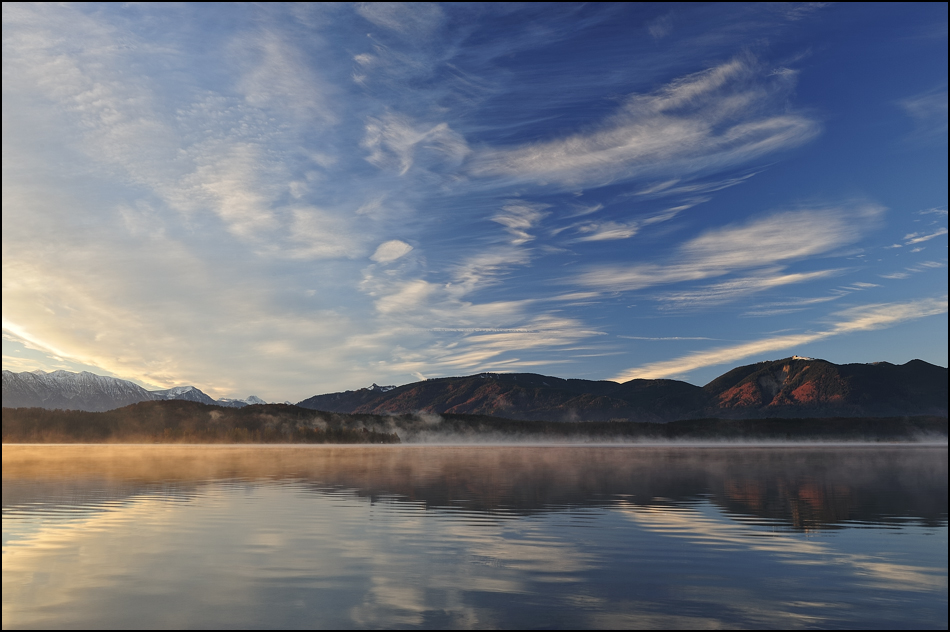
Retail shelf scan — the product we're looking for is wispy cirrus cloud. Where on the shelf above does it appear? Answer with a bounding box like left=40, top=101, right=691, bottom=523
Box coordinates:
left=900, top=85, right=948, bottom=140
left=574, top=221, right=641, bottom=242
left=381, top=314, right=603, bottom=378
left=356, top=2, right=445, bottom=38
left=647, top=13, right=675, bottom=41
left=446, top=248, right=533, bottom=298
left=362, top=112, right=469, bottom=176
left=3, top=3, right=945, bottom=400
left=283, top=208, right=364, bottom=260
left=492, top=203, right=550, bottom=245
left=371, top=240, right=414, bottom=263
left=237, top=29, right=338, bottom=124
left=904, top=227, right=948, bottom=244
left=618, top=336, right=720, bottom=341
left=740, top=284, right=878, bottom=317
left=655, top=269, right=841, bottom=310
left=574, top=203, right=881, bottom=293
left=615, top=296, right=948, bottom=381
left=880, top=260, right=946, bottom=280
left=886, top=223, right=949, bottom=249
left=2, top=2, right=364, bottom=250
left=470, top=56, right=819, bottom=188
left=558, top=198, right=707, bottom=243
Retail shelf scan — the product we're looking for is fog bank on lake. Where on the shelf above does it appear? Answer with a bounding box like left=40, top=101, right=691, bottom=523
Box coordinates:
left=3, top=401, right=946, bottom=444
left=3, top=445, right=947, bottom=629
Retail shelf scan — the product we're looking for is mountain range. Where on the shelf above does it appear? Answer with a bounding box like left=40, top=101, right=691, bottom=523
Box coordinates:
left=297, top=358, right=947, bottom=422
left=1, top=370, right=265, bottom=413
left=3, top=357, right=947, bottom=420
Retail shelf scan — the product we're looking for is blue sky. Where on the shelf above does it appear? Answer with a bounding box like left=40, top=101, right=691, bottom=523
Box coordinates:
left=2, top=3, right=947, bottom=401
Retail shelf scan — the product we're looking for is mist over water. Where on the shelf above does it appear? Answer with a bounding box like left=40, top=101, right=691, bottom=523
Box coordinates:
left=3, top=445, right=947, bottom=629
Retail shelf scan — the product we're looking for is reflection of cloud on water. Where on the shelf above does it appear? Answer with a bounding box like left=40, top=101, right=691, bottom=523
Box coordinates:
left=351, top=577, right=430, bottom=627
left=5, top=445, right=947, bottom=529
left=591, top=609, right=730, bottom=630
left=348, top=511, right=594, bottom=626
left=467, top=539, right=594, bottom=579
left=639, top=586, right=839, bottom=629
left=4, top=488, right=381, bottom=628
left=617, top=501, right=947, bottom=592
left=591, top=593, right=823, bottom=630
left=4, top=483, right=591, bottom=629
left=3, top=493, right=233, bottom=628
left=4, top=446, right=947, bottom=628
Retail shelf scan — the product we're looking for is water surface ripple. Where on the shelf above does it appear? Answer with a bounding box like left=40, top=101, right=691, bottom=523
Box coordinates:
left=2, top=445, right=947, bottom=629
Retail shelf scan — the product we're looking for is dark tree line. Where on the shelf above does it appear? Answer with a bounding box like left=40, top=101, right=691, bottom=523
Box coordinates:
left=2, top=399, right=945, bottom=443
left=1, top=401, right=400, bottom=444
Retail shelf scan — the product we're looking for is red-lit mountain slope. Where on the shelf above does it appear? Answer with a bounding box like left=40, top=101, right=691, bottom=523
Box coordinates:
left=297, top=358, right=947, bottom=422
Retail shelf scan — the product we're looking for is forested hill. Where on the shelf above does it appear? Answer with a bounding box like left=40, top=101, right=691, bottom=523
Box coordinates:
left=2, top=401, right=945, bottom=443
left=297, top=358, right=948, bottom=423
left=4, top=357, right=945, bottom=421
left=1, top=401, right=400, bottom=444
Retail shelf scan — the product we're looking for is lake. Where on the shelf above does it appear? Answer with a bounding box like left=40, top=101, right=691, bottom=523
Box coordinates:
left=2, top=444, right=947, bottom=629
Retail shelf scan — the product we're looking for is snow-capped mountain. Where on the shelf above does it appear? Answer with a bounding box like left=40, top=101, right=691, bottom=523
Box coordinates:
left=2, top=369, right=155, bottom=412
left=150, top=385, right=217, bottom=405
left=2, top=370, right=269, bottom=411
left=216, top=395, right=267, bottom=408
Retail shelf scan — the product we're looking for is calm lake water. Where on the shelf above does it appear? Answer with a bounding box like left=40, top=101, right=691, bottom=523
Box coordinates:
left=2, top=444, right=947, bottom=629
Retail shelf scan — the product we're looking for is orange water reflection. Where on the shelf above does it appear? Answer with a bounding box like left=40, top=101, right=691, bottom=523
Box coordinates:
left=4, top=444, right=946, bottom=528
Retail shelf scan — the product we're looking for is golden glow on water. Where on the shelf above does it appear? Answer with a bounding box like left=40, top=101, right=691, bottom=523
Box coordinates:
left=3, top=445, right=947, bottom=629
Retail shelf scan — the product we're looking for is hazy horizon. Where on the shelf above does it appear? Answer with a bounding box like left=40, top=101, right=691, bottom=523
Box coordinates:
left=5, top=355, right=949, bottom=405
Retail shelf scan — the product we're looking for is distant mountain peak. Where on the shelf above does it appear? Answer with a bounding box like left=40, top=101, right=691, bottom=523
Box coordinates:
left=151, top=385, right=216, bottom=406
left=297, top=359, right=947, bottom=422
left=216, top=395, right=268, bottom=407
left=2, top=369, right=264, bottom=411
left=2, top=368, right=154, bottom=412
left=5, top=358, right=947, bottom=419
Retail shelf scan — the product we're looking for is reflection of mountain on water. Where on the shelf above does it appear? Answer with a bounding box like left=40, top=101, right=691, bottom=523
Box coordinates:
left=3, top=446, right=946, bottom=530
left=707, top=450, right=948, bottom=529
left=720, top=478, right=857, bottom=529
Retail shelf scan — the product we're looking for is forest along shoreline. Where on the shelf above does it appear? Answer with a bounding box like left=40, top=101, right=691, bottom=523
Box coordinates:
left=2, top=400, right=947, bottom=443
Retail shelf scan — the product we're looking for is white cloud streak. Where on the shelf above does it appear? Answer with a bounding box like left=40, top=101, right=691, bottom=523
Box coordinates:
left=900, top=86, right=948, bottom=139
left=491, top=203, right=550, bottom=245
left=614, top=296, right=948, bottom=381
left=471, top=56, right=819, bottom=188
left=575, top=203, right=880, bottom=293
left=285, top=208, right=363, bottom=260
left=3, top=4, right=943, bottom=400
left=655, top=269, right=840, bottom=309
left=620, top=502, right=945, bottom=592
left=356, top=3, right=445, bottom=37
left=879, top=260, right=946, bottom=280
left=618, top=336, right=719, bottom=341
left=904, top=227, right=948, bottom=244
left=371, top=240, right=414, bottom=263
left=574, top=221, right=640, bottom=242
left=237, top=29, right=338, bottom=124
left=647, top=13, right=674, bottom=41
left=362, top=113, right=469, bottom=176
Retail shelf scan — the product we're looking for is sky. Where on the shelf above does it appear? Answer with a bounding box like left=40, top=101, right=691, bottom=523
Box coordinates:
left=2, top=3, right=947, bottom=402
